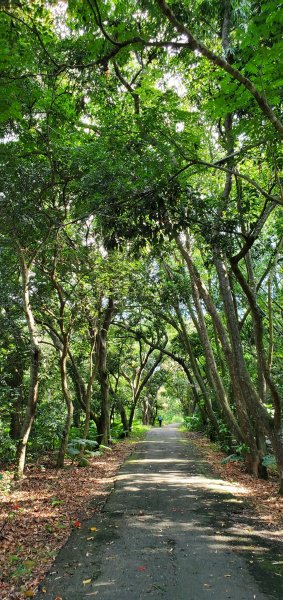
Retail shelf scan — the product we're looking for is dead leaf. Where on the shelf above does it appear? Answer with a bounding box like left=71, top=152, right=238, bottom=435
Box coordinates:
left=73, top=520, right=81, bottom=528
left=24, top=560, right=35, bottom=569
left=83, top=579, right=92, bottom=585
left=24, top=592, right=34, bottom=598
left=89, top=527, right=97, bottom=532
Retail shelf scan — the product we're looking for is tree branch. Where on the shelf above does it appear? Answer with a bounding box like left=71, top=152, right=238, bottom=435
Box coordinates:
left=155, top=0, right=283, bottom=137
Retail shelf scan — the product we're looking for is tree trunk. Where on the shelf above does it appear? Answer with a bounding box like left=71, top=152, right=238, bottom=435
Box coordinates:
left=96, top=299, right=114, bottom=445
left=176, top=237, right=268, bottom=476
left=174, top=302, right=220, bottom=438
left=129, top=350, right=163, bottom=430
left=68, top=354, right=98, bottom=424
left=57, top=343, right=74, bottom=468
left=213, top=255, right=276, bottom=476
left=270, top=431, right=283, bottom=495
left=175, top=241, right=246, bottom=444
left=10, top=370, right=24, bottom=440
left=128, top=401, right=136, bottom=431
left=229, top=256, right=283, bottom=485
left=15, top=347, right=40, bottom=479
left=243, top=251, right=266, bottom=401
left=79, top=338, right=97, bottom=457
left=119, top=402, right=129, bottom=435
left=15, top=250, right=41, bottom=480
left=73, top=403, right=81, bottom=428
left=189, top=265, right=245, bottom=445
left=142, top=398, right=150, bottom=425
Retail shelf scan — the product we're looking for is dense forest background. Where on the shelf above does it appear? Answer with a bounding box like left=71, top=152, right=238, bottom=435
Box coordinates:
left=0, top=1, right=282, bottom=491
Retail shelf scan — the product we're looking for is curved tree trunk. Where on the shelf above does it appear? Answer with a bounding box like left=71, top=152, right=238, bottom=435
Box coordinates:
left=173, top=303, right=220, bottom=439
left=188, top=265, right=246, bottom=445
left=213, top=255, right=276, bottom=477
left=229, top=256, right=283, bottom=484
left=128, top=401, right=136, bottom=431
left=96, top=298, right=114, bottom=445
left=15, top=250, right=41, bottom=480
left=57, top=342, right=74, bottom=468
left=118, top=402, right=129, bottom=436
left=176, top=237, right=268, bottom=476
left=79, top=335, right=97, bottom=458
left=142, top=398, right=150, bottom=425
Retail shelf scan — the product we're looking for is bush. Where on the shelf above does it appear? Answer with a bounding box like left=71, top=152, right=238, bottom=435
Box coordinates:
left=110, top=422, right=126, bottom=439
left=221, top=453, right=244, bottom=464
left=184, top=414, right=203, bottom=431
left=67, top=438, right=99, bottom=460
left=29, top=403, right=66, bottom=455
left=0, top=422, right=17, bottom=463
left=262, top=454, right=277, bottom=471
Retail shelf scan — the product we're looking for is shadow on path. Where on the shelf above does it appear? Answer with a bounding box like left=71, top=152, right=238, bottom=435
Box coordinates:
left=36, top=424, right=282, bottom=600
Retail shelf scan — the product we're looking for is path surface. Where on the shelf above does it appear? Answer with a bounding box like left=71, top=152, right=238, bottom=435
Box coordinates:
left=37, top=425, right=281, bottom=600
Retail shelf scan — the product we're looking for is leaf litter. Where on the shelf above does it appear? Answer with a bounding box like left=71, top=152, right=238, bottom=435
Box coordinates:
left=0, top=441, right=133, bottom=600
left=187, top=432, right=283, bottom=535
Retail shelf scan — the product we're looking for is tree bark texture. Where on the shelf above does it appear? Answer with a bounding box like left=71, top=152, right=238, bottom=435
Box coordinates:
left=15, top=250, right=41, bottom=480
left=57, top=341, right=74, bottom=468
left=96, top=298, right=114, bottom=445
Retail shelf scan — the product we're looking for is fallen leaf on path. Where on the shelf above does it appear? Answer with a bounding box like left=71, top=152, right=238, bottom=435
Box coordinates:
left=152, top=584, right=166, bottom=591
left=73, top=520, right=81, bottom=528
left=89, top=527, right=97, bottom=532
left=83, top=578, right=92, bottom=585
left=87, top=536, right=94, bottom=540
left=137, top=566, right=146, bottom=571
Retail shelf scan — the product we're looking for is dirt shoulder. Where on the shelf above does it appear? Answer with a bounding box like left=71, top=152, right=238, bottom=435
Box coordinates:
left=185, top=431, right=283, bottom=533
left=185, top=431, right=283, bottom=586
left=0, top=440, right=136, bottom=600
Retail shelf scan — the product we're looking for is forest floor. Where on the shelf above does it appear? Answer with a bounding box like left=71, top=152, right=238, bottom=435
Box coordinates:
left=0, top=439, right=137, bottom=600
left=0, top=427, right=282, bottom=600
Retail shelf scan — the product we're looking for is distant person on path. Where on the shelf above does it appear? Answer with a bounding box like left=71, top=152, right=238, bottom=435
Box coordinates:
left=157, top=415, right=163, bottom=427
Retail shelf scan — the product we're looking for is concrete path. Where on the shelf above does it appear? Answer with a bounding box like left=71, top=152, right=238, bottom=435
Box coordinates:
left=36, top=424, right=281, bottom=600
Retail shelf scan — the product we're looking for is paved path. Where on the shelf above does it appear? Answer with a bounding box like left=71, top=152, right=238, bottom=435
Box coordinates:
left=37, top=425, right=281, bottom=600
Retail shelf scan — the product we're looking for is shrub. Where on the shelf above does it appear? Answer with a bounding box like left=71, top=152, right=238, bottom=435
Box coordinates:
left=184, top=414, right=203, bottom=431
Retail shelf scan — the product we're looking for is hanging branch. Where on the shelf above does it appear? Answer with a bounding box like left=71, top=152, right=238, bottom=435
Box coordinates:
left=155, top=0, right=283, bottom=137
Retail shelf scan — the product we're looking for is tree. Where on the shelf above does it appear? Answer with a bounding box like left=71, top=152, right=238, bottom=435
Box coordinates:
left=1, top=0, right=282, bottom=492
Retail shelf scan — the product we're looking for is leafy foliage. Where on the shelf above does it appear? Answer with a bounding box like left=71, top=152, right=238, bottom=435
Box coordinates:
left=0, top=0, right=282, bottom=490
